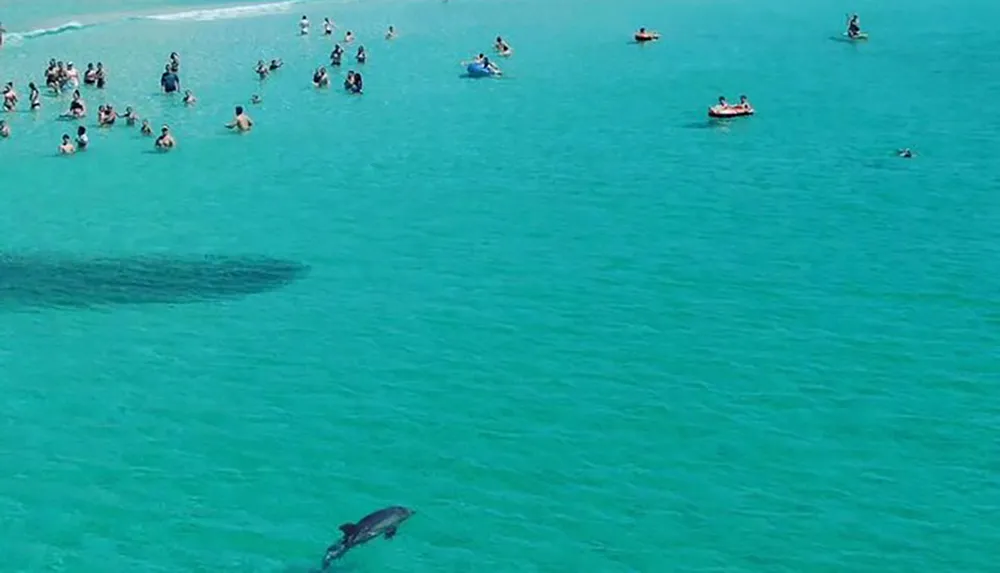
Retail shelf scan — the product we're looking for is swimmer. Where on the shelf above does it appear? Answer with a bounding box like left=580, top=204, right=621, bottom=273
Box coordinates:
left=169, top=52, right=181, bottom=73
left=313, top=66, right=330, bottom=87
left=225, top=105, right=253, bottom=132
left=350, top=71, right=363, bottom=94
left=344, top=30, right=354, bottom=43
left=183, top=90, right=197, bottom=105
left=846, top=14, right=862, bottom=38
left=95, top=62, right=107, bottom=89
left=386, top=25, right=396, bottom=40
left=161, top=64, right=181, bottom=94
left=2, top=82, right=17, bottom=111
left=330, top=44, right=344, bottom=66
left=29, top=83, right=40, bottom=110
left=356, top=45, right=367, bottom=64
left=0, top=120, right=9, bottom=138
left=251, top=94, right=262, bottom=104
left=64, top=90, right=86, bottom=118
left=98, top=104, right=117, bottom=126
left=76, top=125, right=89, bottom=150
left=256, top=60, right=270, bottom=80
left=300, top=15, right=310, bottom=35
left=59, top=134, right=76, bottom=154
left=323, top=17, right=334, bottom=35
left=634, top=27, right=660, bottom=42
left=122, top=106, right=138, bottom=126
left=65, top=62, right=80, bottom=87
left=897, top=148, right=914, bottom=158
left=269, top=58, right=283, bottom=71
left=155, top=125, right=176, bottom=150
left=344, top=70, right=355, bottom=91
left=494, top=36, right=512, bottom=56
left=84, top=63, right=97, bottom=85
left=140, top=119, right=153, bottom=136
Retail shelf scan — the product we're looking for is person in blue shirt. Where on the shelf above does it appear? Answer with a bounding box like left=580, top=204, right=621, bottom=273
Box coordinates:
left=160, top=64, right=180, bottom=94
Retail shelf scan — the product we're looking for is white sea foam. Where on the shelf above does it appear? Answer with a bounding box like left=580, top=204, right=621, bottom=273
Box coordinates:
left=2, top=21, right=87, bottom=46
left=143, top=1, right=301, bottom=22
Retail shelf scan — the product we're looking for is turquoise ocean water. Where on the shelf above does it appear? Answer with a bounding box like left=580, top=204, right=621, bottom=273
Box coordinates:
left=1, top=0, right=998, bottom=571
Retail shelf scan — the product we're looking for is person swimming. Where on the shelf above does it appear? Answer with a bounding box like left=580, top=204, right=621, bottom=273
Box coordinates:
left=634, top=27, right=660, bottom=42
left=59, top=133, right=76, bottom=154
left=64, top=90, right=86, bottom=118
left=183, top=90, right=197, bottom=105
left=356, top=45, right=367, bottom=64
left=140, top=119, right=153, bottom=136
left=76, top=125, right=89, bottom=150
left=897, top=148, right=914, bottom=158
left=123, top=106, right=138, bottom=126
left=269, top=58, right=283, bottom=71
left=344, top=30, right=354, bottom=43
left=29, top=83, right=40, bottom=110
left=847, top=14, right=861, bottom=37
left=0, top=120, right=10, bottom=138
left=256, top=60, right=270, bottom=79
left=95, top=62, right=107, bottom=89
left=161, top=64, right=180, bottom=94
left=344, top=70, right=355, bottom=91
left=323, top=17, right=333, bottom=35
left=155, top=125, right=176, bottom=150
left=313, top=66, right=330, bottom=87
left=494, top=36, right=512, bottom=56
left=251, top=94, right=262, bottom=104
left=99, top=104, right=117, bottom=126
left=331, top=44, right=344, bottom=66
left=84, top=63, right=97, bottom=85
left=2, top=82, right=17, bottom=111
left=225, top=105, right=253, bottom=132
left=386, top=25, right=396, bottom=40
left=300, top=15, right=310, bottom=35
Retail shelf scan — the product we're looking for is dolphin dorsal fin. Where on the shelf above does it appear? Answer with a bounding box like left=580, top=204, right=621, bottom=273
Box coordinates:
left=339, top=523, right=358, bottom=537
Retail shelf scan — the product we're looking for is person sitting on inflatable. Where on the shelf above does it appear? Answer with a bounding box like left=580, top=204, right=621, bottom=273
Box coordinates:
left=634, top=27, right=660, bottom=42
left=716, top=96, right=729, bottom=109
left=736, top=95, right=751, bottom=110
left=481, top=56, right=501, bottom=75
left=846, top=14, right=862, bottom=38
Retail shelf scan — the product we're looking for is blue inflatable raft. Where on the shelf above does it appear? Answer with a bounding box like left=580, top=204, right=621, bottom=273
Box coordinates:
left=466, top=62, right=496, bottom=77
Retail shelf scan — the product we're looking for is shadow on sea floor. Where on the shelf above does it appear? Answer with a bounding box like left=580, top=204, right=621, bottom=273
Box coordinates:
left=0, top=253, right=309, bottom=309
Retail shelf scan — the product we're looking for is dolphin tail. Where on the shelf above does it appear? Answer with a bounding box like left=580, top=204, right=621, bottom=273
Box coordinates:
left=322, top=541, right=348, bottom=569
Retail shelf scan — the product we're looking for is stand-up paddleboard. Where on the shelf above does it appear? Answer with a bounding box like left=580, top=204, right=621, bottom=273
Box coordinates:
left=843, top=32, right=869, bottom=40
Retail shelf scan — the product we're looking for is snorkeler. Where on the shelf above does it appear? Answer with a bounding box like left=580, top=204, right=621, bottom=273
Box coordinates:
left=225, top=105, right=253, bottom=132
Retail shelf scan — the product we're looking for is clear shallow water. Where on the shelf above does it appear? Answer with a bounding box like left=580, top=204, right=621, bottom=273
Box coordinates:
left=1, top=0, right=998, bottom=571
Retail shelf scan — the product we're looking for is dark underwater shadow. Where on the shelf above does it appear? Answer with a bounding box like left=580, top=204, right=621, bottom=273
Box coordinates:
left=0, top=253, right=309, bottom=310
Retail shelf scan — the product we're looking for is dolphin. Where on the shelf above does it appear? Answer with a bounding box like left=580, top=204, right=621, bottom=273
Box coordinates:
left=322, top=506, right=415, bottom=567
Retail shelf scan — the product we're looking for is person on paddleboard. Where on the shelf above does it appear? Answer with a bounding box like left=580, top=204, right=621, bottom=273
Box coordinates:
left=846, top=14, right=862, bottom=38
